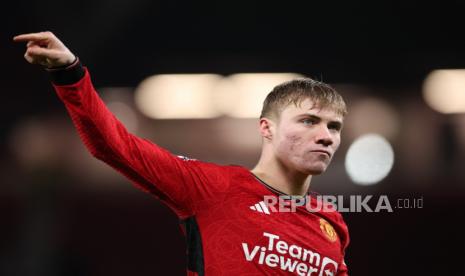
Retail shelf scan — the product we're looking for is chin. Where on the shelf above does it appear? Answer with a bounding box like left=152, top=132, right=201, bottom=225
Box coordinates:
left=307, top=168, right=326, bottom=175
left=301, top=165, right=327, bottom=175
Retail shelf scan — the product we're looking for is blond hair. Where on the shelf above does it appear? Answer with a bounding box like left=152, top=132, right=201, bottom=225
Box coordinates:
left=260, top=78, right=347, bottom=119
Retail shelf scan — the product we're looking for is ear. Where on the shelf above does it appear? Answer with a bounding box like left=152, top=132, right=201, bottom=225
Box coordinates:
left=258, top=117, right=275, bottom=140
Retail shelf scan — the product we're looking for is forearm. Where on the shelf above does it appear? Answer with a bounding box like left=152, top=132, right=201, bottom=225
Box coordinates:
left=52, top=61, right=131, bottom=160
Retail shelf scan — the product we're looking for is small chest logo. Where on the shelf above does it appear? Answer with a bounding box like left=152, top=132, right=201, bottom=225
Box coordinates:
left=249, top=201, right=271, bottom=215
left=319, top=218, right=337, bottom=242
left=176, top=155, right=196, bottom=161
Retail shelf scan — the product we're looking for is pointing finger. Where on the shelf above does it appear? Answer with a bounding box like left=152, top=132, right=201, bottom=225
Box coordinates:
left=13, top=32, right=53, bottom=43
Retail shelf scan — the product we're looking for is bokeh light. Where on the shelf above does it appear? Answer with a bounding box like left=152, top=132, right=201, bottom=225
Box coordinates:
left=134, top=74, right=223, bottom=119
left=214, top=73, right=304, bottom=118
left=345, top=133, right=394, bottom=185
left=423, top=69, right=465, bottom=114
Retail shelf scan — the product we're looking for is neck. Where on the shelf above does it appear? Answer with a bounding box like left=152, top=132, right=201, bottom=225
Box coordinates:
left=251, top=154, right=312, bottom=196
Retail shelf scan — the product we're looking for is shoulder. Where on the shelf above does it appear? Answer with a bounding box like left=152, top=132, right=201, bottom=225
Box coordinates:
left=177, top=157, right=249, bottom=179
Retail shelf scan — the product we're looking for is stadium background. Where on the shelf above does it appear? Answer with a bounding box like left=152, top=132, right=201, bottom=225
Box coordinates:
left=1, top=1, right=464, bottom=275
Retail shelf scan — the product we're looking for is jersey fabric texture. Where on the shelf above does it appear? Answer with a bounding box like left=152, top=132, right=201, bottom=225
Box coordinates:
left=50, top=62, right=350, bottom=276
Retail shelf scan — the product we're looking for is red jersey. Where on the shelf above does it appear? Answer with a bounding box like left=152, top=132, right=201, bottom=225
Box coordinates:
left=51, top=64, right=349, bottom=275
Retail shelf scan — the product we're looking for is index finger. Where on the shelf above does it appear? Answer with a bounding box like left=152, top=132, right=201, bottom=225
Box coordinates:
left=13, top=32, right=51, bottom=42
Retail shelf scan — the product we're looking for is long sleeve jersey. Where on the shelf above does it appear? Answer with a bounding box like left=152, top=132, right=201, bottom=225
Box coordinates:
left=50, top=61, right=349, bottom=276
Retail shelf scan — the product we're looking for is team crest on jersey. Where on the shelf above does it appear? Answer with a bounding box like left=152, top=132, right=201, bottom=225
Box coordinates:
left=319, top=218, right=337, bottom=242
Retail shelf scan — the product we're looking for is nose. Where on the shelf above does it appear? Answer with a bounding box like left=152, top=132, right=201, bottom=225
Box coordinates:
left=315, top=125, right=333, bottom=147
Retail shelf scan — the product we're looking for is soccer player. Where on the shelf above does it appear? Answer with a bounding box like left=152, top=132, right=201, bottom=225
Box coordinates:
left=14, top=31, right=349, bottom=275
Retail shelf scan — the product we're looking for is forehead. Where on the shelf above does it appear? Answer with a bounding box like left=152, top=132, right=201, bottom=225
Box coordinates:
left=280, top=98, right=344, bottom=122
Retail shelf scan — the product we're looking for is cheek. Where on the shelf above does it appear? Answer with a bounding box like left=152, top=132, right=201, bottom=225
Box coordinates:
left=276, top=131, right=305, bottom=154
left=286, top=134, right=303, bottom=152
left=332, top=135, right=341, bottom=150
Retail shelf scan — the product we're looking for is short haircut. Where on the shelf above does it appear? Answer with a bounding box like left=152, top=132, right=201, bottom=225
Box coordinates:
left=260, top=78, right=347, bottom=120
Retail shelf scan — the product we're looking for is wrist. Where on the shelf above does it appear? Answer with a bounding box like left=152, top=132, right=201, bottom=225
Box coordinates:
left=47, top=56, right=78, bottom=71
left=48, top=57, right=86, bottom=85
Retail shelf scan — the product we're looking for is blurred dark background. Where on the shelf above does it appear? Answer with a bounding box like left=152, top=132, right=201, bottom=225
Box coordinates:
left=1, top=0, right=465, bottom=275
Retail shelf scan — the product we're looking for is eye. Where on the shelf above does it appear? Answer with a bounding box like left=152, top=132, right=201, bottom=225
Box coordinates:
left=301, top=118, right=316, bottom=125
left=328, top=123, right=342, bottom=131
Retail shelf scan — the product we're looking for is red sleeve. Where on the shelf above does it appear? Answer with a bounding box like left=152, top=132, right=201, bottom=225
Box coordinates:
left=337, top=259, right=349, bottom=276
left=53, top=68, right=231, bottom=218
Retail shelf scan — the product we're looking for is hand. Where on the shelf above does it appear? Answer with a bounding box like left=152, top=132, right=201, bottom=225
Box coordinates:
left=13, top=31, right=76, bottom=68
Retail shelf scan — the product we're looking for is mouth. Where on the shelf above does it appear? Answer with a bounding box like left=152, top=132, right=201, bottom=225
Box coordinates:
left=310, top=150, right=331, bottom=157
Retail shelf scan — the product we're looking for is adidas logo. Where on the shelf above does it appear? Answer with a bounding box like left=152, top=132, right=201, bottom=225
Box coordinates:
left=249, top=201, right=271, bottom=215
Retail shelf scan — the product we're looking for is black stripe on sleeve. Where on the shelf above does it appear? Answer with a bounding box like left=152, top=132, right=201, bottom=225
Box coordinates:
left=180, top=216, right=205, bottom=276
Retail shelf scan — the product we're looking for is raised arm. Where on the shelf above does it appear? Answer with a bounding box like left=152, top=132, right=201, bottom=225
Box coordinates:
left=14, top=31, right=232, bottom=219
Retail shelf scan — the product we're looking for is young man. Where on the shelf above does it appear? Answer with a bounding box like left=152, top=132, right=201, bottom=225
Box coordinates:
left=14, top=31, right=349, bottom=275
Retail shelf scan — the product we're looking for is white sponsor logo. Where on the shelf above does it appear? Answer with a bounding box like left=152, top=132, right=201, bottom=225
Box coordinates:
left=242, top=232, right=338, bottom=275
